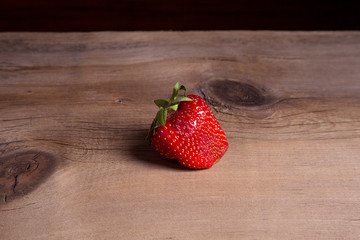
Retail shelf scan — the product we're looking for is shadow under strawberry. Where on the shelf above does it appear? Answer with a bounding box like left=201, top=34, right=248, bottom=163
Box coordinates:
left=129, top=129, right=189, bottom=170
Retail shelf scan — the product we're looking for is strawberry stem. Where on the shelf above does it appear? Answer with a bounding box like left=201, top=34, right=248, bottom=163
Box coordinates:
left=146, top=82, right=193, bottom=141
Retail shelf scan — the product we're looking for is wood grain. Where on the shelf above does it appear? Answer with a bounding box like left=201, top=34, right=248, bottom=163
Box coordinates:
left=0, top=31, right=360, bottom=239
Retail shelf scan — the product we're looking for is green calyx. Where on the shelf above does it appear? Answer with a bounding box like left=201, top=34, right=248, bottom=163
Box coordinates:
left=146, top=82, right=193, bottom=141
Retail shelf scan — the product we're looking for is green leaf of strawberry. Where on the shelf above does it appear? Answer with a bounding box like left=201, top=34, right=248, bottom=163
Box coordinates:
left=154, top=99, right=169, bottom=108
left=147, top=82, right=229, bottom=169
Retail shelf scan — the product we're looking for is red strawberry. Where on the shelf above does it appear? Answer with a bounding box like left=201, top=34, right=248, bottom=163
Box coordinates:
left=147, top=82, right=228, bottom=169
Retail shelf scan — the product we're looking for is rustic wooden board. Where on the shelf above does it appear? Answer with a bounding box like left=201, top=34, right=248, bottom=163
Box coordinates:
left=1, top=31, right=360, bottom=239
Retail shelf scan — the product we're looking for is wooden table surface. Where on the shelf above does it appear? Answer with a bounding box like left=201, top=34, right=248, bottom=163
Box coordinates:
left=1, top=31, right=360, bottom=239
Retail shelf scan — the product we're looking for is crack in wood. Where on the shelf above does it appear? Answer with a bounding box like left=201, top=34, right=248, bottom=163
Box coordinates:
left=12, top=175, right=18, bottom=193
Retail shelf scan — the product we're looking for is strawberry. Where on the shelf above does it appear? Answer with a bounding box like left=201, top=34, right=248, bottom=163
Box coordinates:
left=147, top=82, right=228, bottom=169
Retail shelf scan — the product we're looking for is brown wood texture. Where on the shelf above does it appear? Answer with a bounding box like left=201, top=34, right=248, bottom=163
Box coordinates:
left=0, top=31, right=360, bottom=239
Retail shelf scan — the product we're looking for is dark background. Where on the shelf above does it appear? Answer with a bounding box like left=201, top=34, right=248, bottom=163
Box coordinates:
left=0, top=0, right=359, bottom=31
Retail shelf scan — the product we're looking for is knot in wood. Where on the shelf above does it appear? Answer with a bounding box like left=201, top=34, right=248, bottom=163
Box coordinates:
left=209, top=79, right=266, bottom=106
left=0, top=151, right=56, bottom=203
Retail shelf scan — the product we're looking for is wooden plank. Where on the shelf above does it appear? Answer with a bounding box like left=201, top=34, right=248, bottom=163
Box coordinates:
left=0, top=31, right=360, bottom=239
